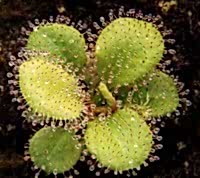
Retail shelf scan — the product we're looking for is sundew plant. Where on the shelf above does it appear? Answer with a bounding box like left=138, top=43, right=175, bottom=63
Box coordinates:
left=7, top=7, right=191, bottom=178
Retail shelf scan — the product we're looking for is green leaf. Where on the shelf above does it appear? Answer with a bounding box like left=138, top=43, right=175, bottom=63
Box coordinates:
left=29, top=127, right=81, bottom=174
left=132, top=71, right=179, bottom=117
left=96, top=18, right=164, bottom=87
left=27, top=23, right=87, bottom=71
left=19, top=56, right=84, bottom=120
left=85, top=107, right=153, bottom=171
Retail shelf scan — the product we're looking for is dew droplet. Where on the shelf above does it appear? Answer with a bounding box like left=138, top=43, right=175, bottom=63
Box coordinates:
left=53, top=169, right=57, bottom=175
left=89, top=165, right=95, bottom=171
left=69, top=39, right=74, bottom=44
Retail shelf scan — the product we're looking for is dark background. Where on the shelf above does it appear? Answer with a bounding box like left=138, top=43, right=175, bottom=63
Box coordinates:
left=0, top=0, right=200, bottom=177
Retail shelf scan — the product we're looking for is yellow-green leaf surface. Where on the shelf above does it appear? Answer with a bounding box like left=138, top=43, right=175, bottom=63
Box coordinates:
left=27, top=23, right=87, bottom=71
left=85, top=107, right=153, bottom=171
left=19, top=57, right=84, bottom=120
left=96, top=18, right=164, bottom=87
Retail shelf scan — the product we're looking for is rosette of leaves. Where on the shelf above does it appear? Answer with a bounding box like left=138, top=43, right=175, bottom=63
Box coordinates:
left=17, top=17, right=180, bottom=175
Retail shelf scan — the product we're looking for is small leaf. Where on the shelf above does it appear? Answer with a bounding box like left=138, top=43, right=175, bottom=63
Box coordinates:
left=19, top=56, right=84, bottom=120
left=29, top=127, right=81, bottom=174
left=27, top=23, right=87, bottom=71
left=132, top=71, right=179, bottom=116
left=85, top=107, right=153, bottom=171
left=96, top=18, right=164, bottom=87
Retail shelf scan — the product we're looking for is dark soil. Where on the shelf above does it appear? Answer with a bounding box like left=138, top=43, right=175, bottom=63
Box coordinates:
left=0, top=0, right=200, bottom=178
